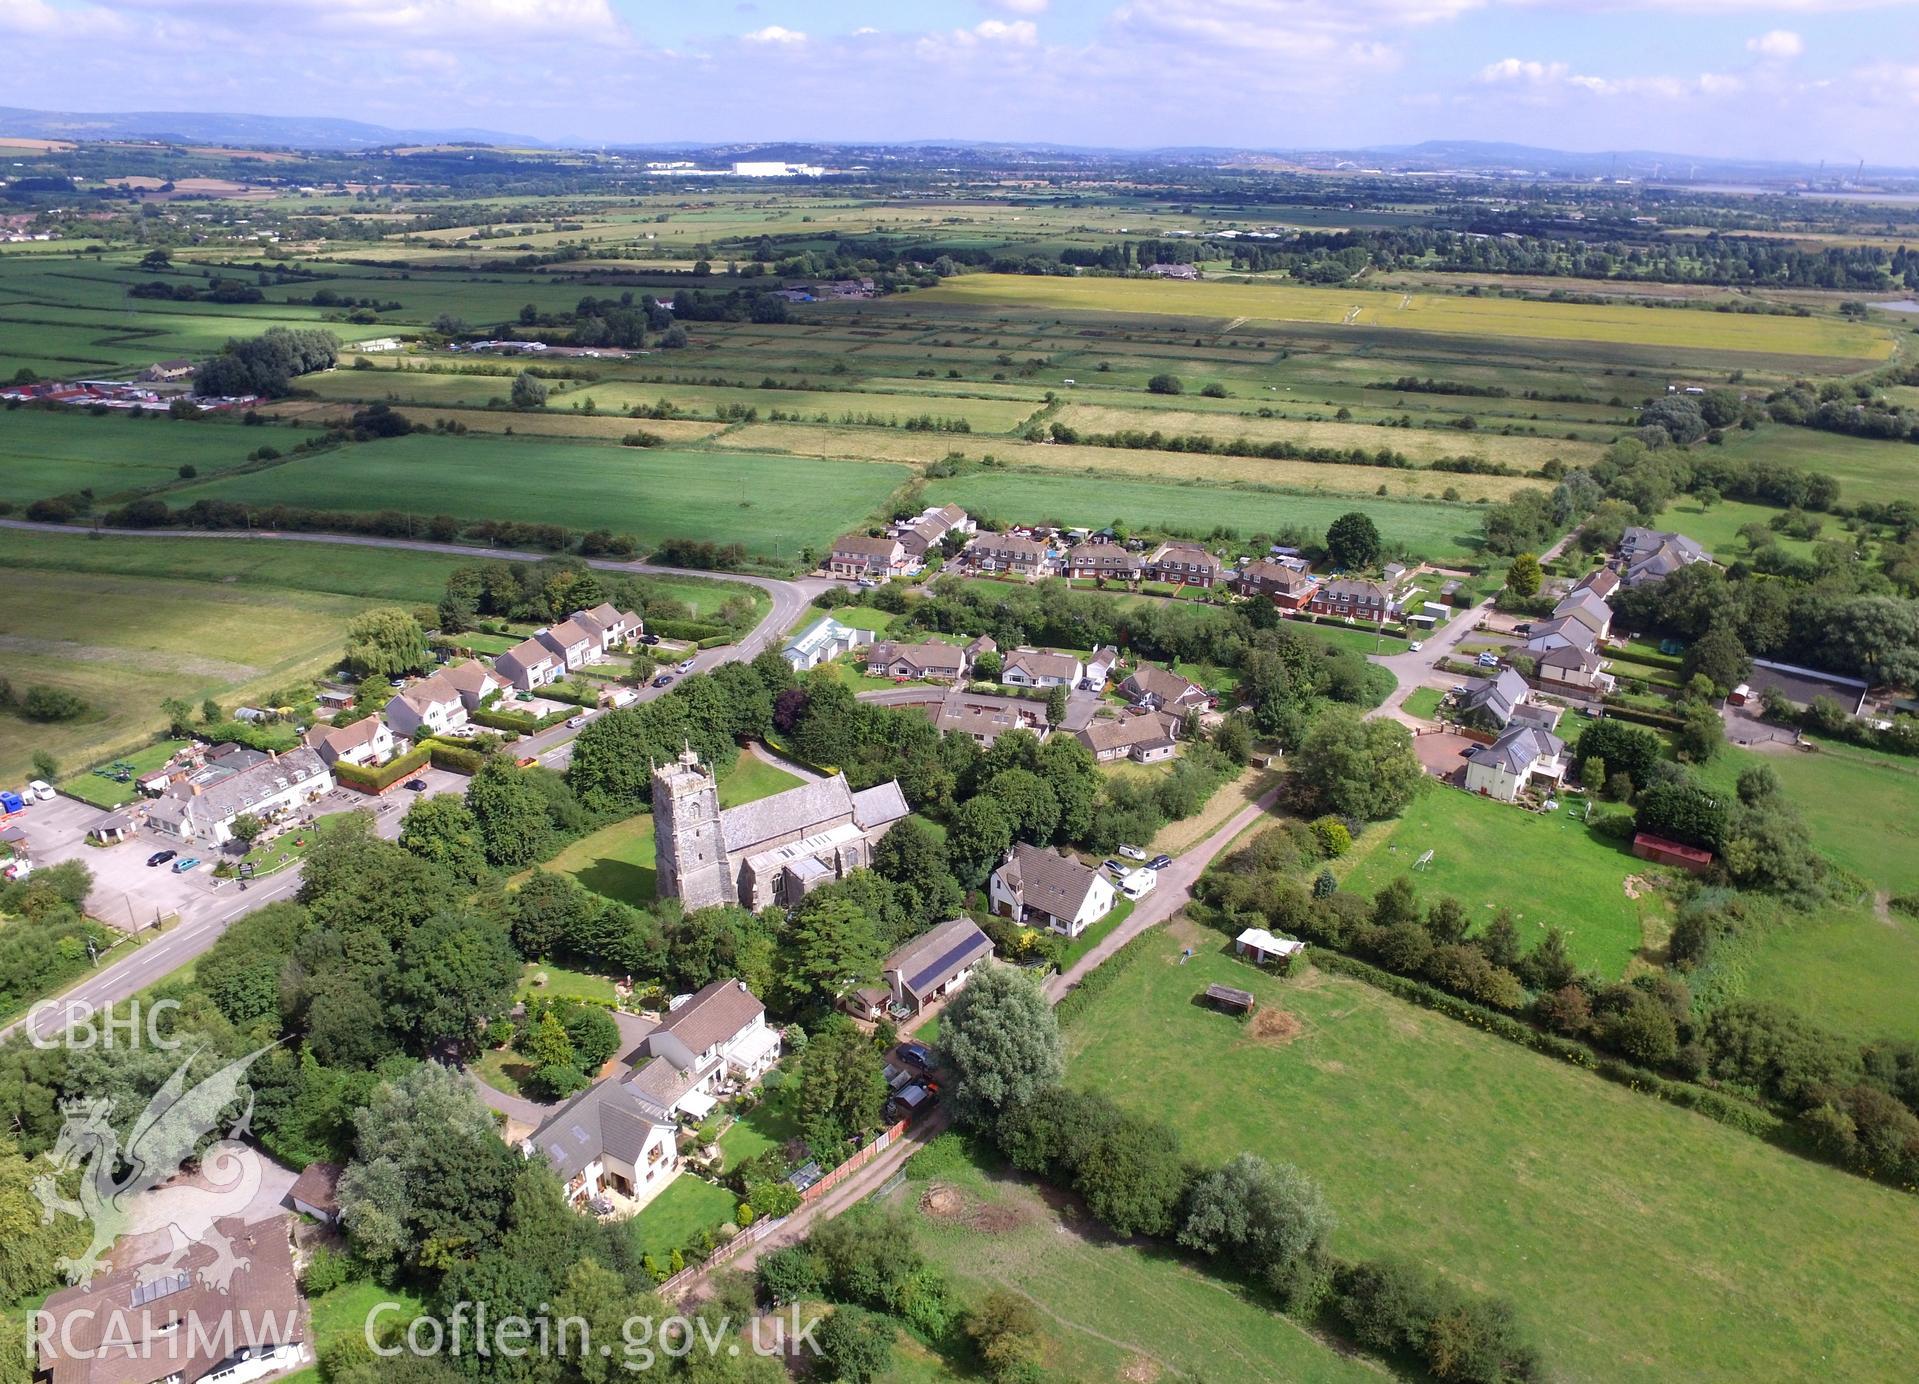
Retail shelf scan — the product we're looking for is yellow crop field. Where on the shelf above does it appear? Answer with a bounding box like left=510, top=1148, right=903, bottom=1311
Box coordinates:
left=915, top=273, right=1896, bottom=361
left=1051, top=404, right=1607, bottom=469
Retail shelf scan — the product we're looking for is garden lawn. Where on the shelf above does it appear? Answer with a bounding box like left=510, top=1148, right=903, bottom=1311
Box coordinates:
left=924, top=470, right=1483, bottom=561
left=1056, top=896, right=1134, bottom=971
left=165, top=434, right=908, bottom=562
left=1064, top=930, right=1919, bottom=1384
left=1339, top=785, right=1662, bottom=976
left=898, top=1145, right=1377, bottom=1383
left=626, top=1176, right=739, bottom=1260
left=471, top=1046, right=538, bottom=1101
left=534, top=754, right=803, bottom=905
left=717, top=1081, right=802, bottom=1171
left=58, top=739, right=188, bottom=806
left=1402, top=686, right=1444, bottom=720
left=306, top=1277, right=425, bottom=1356
left=519, top=960, right=620, bottom=1005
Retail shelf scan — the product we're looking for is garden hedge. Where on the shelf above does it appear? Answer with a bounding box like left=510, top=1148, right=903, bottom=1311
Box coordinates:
left=332, top=744, right=431, bottom=793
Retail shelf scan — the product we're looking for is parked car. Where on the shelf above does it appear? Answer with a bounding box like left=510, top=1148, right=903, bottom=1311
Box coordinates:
left=639, top=634, right=661, bottom=646
left=1148, top=853, right=1173, bottom=870
left=146, top=849, right=177, bottom=868
left=678, top=658, right=697, bottom=674
left=1408, top=641, right=1424, bottom=652
left=170, top=857, right=200, bottom=873
left=652, top=673, right=674, bottom=687
left=515, top=755, right=539, bottom=768
left=565, top=715, right=590, bottom=730
left=25, top=780, right=54, bottom=802
left=1477, top=652, right=1500, bottom=668
left=897, top=1041, right=936, bottom=1069
left=1118, top=844, right=1147, bottom=861
left=404, top=779, right=427, bottom=791
left=1514, top=622, right=1532, bottom=635
left=1102, top=859, right=1128, bottom=878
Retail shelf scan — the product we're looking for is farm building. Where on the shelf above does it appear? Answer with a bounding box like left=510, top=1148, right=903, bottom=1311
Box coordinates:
left=1235, top=927, right=1306, bottom=969
left=1743, top=659, right=1869, bottom=716
left=1203, top=983, right=1257, bottom=1015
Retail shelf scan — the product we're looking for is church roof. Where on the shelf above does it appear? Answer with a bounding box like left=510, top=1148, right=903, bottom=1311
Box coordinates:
left=720, top=774, right=856, bottom=854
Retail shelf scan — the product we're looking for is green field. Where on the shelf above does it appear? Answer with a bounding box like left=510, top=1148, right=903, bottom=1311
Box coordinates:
left=534, top=755, right=804, bottom=905
left=165, top=434, right=907, bottom=560
left=1339, top=782, right=1664, bottom=977
left=924, top=470, right=1485, bottom=559
left=1715, top=425, right=1919, bottom=510
left=1065, top=928, right=1919, bottom=1383
left=0, top=410, right=265, bottom=499
left=0, top=564, right=366, bottom=782
left=916, top=274, right=1896, bottom=361
left=896, top=1146, right=1375, bottom=1382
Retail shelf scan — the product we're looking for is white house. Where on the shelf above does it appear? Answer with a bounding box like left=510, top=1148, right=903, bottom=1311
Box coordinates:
left=302, top=715, right=394, bottom=769
left=1001, top=648, right=1083, bottom=689
left=536, top=616, right=601, bottom=671
left=496, top=636, right=563, bottom=690
left=1464, top=727, right=1566, bottom=803
left=575, top=602, right=643, bottom=652
left=385, top=671, right=468, bottom=738
left=527, top=1077, right=680, bottom=1210
left=143, top=749, right=333, bottom=846
left=628, top=979, right=782, bottom=1123
left=989, top=843, right=1117, bottom=938
left=441, top=657, right=507, bottom=710
left=783, top=615, right=875, bottom=671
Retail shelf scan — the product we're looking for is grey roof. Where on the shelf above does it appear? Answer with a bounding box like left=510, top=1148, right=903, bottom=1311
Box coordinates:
left=929, top=691, right=1050, bottom=743
left=1122, top=664, right=1207, bottom=707
left=885, top=918, right=993, bottom=1001
left=654, top=979, right=764, bottom=1055
left=532, top=1076, right=673, bottom=1180
left=1479, top=726, right=1565, bottom=776
left=1078, top=712, right=1179, bottom=755
left=148, top=748, right=328, bottom=832
left=1461, top=669, right=1529, bottom=726
left=496, top=636, right=556, bottom=681
left=852, top=780, right=911, bottom=831
left=1004, top=648, right=1081, bottom=681
left=1526, top=616, right=1596, bottom=650
left=868, top=640, right=967, bottom=675
left=720, top=774, right=855, bottom=853
left=540, top=617, right=597, bottom=652
left=833, top=533, right=903, bottom=558
left=1538, top=643, right=1603, bottom=672
left=998, top=842, right=1102, bottom=921
left=1320, top=577, right=1393, bottom=602
left=1553, top=589, right=1613, bottom=634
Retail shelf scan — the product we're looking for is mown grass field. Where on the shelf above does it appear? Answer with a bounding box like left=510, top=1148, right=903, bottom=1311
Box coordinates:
left=165, top=434, right=908, bottom=559
left=924, top=469, right=1486, bottom=559
left=0, top=565, right=365, bottom=781
left=1714, top=425, right=1919, bottom=510
left=0, top=410, right=265, bottom=499
left=1338, top=781, right=1663, bottom=977
left=915, top=274, right=1896, bottom=361
left=263, top=399, right=728, bottom=445
left=896, top=1147, right=1376, bottom=1383
left=1065, top=927, right=1919, bottom=1384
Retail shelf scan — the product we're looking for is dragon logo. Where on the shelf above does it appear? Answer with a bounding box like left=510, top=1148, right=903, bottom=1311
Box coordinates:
left=33, top=1046, right=273, bottom=1291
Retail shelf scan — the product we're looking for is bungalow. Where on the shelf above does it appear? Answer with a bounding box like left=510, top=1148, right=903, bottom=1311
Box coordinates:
left=866, top=639, right=970, bottom=683
left=965, top=533, right=1055, bottom=578
left=1309, top=578, right=1398, bottom=622
left=36, top=1215, right=309, bottom=1384
left=495, top=636, right=563, bottom=690
left=1065, top=541, right=1142, bottom=583
left=628, top=978, right=782, bottom=1122
left=302, top=715, right=394, bottom=769
left=145, top=748, right=333, bottom=847
left=536, top=615, right=602, bottom=671
left=1145, top=262, right=1199, bottom=279
left=923, top=690, right=1051, bottom=746
left=1552, top=588, right=1613, bottom=642
left=441, top=656, right=507, bottom=710
left=385, top=670, right=468, bottom=737
left=782, top=615, right=875, bottom=671
left=1118, top=663, right=1210, bottom=715
left=1237, top=558, right=1319, bottom=610
left=1463, top=727, right=1566, bottom=803
left=1618, top=527, right=1712, bottom=587
left=1143, top=541, right=1223, bottom=588
left=1077, top=711, right=1180, bottom=764
left=1002, top=647, right=1084, bottom=689
left=829, top=533, right=911, bottom=582
left=1536, top=643, right=1615, bottom=694
left=882, top=917, right=995, bottom=1014
left=989, top=842, right=1117, bottom=938
left=575, top=602, right=644, bottom=651
left=1525, top=615, right=1598, bottom=656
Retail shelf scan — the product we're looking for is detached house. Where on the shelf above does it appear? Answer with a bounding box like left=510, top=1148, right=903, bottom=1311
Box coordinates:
left=441, top=657, right=506, bottom=711
left=576, top=602, right=643, bottom=652
left=892, top=503, right=974, bottom=560
left=1001, top=647, right=1083, bottom=689
left=1551, top=589, right=1613, bottom=642
left=783, top=615, right=875, bottom=671
left=1143, top=541, right=1223, bottom=588
left=1083, top=646, right=1119, bottom=691
left=1237, top=558, right=1319, bottom=610
left=881, top=917, right=995, bottom=1015
left=385, top=670, right=467, bottom=738
left=1309, top=578, right=1398, bottom=622
left=537, top=615, right=602, bottom=672
left=1618, top=527, right=1712, bottom=587
left=990, top=843, right=1117, bottom=938
left=529, top=1077, right=679, bottom=1211
left=496, top=636, right=563, bottom=690
left=302, top=715, right=394, bottom=769
left=865, top=640, right=970, bottom=683
left=1118, top=664, right=1210, bottom=715
left=1455, top=669, right=1530, bottom=731
left=1077, top=711, right=1180, bottom=764
left=830, top=533, right=911, bottom=582
left=1536, top=644, right=1615, bottom=694
left=965, top=533, right=1055, bottom=578
left=926, top=690, right=1052, bottom=746
left=631, top=979, right=782, bottom=1122
left=1464, top=727, right=1566, bottom=803
left=1525, top=615, right=1599, bottom=657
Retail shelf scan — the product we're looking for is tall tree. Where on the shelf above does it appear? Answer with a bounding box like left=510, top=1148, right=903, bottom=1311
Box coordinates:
left=1325, top=511, right=1383, bottom=570
left=942, top=965, right=1063, bottom=1131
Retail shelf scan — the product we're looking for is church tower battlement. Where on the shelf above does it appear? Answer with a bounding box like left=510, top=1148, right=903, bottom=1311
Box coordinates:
left=652, top=745, right=731, bottom=910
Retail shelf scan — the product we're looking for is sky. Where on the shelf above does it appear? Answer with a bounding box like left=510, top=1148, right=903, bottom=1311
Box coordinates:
left=1, top=0, right=1917, bottom=164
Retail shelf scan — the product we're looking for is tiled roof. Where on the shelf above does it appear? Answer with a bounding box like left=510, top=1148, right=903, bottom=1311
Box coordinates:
left=998, top=842, right=1102, bottom=921
left=721, top=774, right=854, bottom=853
left=655, top=978, right=764, bottom=1054
left=1004, top=648, right=1080, bottom=680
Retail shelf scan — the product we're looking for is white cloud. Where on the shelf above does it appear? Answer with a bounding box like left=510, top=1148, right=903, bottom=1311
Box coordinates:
left=1477, top=57, right=1568, bottom=84
left=973, top=18, right=1039, bottom=43
left=982, top=0, right=1050, bottom=13
left=741, top=24, right=806, bottom=45
left=1746, top=29, right=1804, bottom=59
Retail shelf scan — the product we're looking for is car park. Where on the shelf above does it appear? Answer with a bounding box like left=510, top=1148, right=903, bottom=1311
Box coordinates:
left=1118, top=844, right=1147, bottom=860
left=170, top=856, right=200, bottom=873
left=146, top=849, right=177, bottom=868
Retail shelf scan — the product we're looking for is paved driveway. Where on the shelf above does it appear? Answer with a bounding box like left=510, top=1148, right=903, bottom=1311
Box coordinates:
left=1413, top=731, right=1479, bottom=785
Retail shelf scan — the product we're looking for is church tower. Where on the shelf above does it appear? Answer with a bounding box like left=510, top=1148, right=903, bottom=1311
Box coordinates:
left=652, top=746, right=732, bottom=910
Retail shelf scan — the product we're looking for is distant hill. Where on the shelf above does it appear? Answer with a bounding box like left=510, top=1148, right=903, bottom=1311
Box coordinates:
left=0, top=105, right=540, bottom=151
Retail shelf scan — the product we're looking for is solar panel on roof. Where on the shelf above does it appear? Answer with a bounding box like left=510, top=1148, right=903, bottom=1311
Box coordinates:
left=906, top=934, right=988, bottom=995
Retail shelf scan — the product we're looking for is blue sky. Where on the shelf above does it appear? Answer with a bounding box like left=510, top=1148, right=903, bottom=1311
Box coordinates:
left=1, top=1, right=1916, bottom=163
